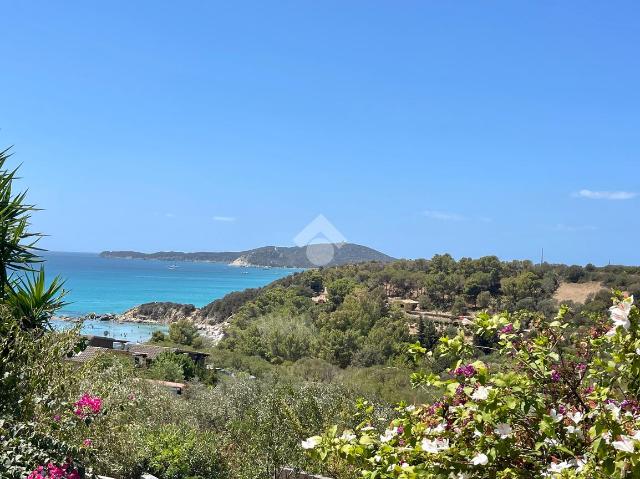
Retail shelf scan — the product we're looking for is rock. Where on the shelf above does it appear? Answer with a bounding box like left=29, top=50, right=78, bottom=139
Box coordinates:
left=120, top=302, right=198, bottom=324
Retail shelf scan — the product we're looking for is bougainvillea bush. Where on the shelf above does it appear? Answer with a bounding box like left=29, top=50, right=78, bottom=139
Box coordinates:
left=305, top=294, right=640, bottom=478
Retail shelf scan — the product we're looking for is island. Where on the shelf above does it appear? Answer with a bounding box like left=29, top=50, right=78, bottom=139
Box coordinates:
left=100, top=243, right=395, bottom=268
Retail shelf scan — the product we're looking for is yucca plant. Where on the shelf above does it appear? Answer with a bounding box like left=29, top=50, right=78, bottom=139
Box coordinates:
left=5, top=268, right=67, bottom=329
left=0, top=146, right=43, bottom=292
left=0, top=145, right=67, bottom=328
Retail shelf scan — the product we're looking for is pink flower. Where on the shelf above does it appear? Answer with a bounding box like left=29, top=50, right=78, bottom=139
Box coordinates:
left=83, top=438, right=93, bottom=447
left=73, top=393, right=103, bottom=418
left=500, top=323, right=514, bottom=334
left=28, top=462, right=81, bottom=479
left=550, top=369, right=561, bottom=382
left=53, top=414, right=61, bottom=422
left=453, top=364, right=476, bottom=378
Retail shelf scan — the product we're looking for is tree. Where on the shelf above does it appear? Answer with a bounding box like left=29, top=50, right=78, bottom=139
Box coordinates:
left=476, top=291, right=492, bottom=309
left=418, top=318, right=439, bottom=350
left=326, top=278, right=357, bottom=306
left=169, top=319, right=200, bottom=346
left=150, top=331, right=166, bottom=342
left=451, top=296, right=468, bottom=316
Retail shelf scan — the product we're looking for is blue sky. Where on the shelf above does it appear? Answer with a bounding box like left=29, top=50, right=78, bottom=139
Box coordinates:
left=1, top=1, right=638, bottom=265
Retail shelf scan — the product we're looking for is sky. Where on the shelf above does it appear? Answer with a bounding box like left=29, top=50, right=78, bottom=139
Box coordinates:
left=1, top=1, right=639, bottom=265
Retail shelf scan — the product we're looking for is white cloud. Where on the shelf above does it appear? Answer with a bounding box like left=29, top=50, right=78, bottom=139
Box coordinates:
left=213, top=216, right=236, bottom=222
left=165, top=213, right=176, bottom=218
left=423, top=210, right=466, bottom=221
left=575, top=189, right=637, bottom=200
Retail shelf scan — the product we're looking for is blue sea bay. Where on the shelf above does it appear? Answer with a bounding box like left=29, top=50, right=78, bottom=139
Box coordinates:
left=43, top=252, right=300, bottom=341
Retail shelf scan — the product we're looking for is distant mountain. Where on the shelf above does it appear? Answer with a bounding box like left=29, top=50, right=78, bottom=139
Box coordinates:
left=99, top=243, right=395, bottom=268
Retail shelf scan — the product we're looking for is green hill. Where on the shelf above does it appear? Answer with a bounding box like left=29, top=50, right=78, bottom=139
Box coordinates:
left=100, top=243, right=395, bottom=268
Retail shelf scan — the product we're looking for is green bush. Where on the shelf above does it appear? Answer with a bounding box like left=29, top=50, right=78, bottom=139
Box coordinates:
left=140, top=425, right=226, bottom=479
left=169, top=320, right=200, bottom=346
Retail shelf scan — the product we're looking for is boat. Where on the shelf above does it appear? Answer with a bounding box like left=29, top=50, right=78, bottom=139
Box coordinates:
left=168, top=264, right=179, bottom=270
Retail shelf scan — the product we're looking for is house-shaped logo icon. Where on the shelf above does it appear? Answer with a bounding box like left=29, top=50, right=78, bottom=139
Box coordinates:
left=293, top=215, right=347, bottom=266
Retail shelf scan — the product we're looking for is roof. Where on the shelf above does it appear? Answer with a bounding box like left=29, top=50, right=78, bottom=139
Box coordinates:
left=391, top=298, right=419, bottom=304
left=68, top=346, right=113, bottom=363
left=147, top=379, right=187, bottom=389
left=85, top=335, right=128, bottom=343
left=126, top=344, right=177, bottom=360
left=125, top=344, right=209, bottom=360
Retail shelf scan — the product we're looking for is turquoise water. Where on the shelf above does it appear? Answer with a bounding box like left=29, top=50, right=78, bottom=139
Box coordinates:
left=42, top=252, right=300, bottom=341
left=50, top=318, right=170, bottom=343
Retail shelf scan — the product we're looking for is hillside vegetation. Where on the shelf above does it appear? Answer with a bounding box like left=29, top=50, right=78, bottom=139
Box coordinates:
left=100, top=243, right=395, bottom=268
left=206, top=255, right=640, bottom=369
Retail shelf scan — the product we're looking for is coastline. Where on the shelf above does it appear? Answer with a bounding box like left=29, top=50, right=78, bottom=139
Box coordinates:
left=53, top=313, right=162, bottom=326
left=52, top=313, right=225, bottom=342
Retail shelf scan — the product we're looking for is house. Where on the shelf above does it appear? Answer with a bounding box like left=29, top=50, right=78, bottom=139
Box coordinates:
left=68, top=346, right=129, bottom=364
left=85, top=335, right=128, bottom=350
left=312, top=288, right=328, bottom=304
left=67, top=336, right=209, bottom=369
left=125, top=344, right=209, bottom=367
left=390, top=298, right=420, bottom=313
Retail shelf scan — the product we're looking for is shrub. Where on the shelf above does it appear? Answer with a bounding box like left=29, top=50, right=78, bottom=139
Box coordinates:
left=307, top=295, right=640, bottom=478
left=168, top=320, right=200, bottom=346
left=140, top=425, right=227, bottom=479
left=151, top=331, right=166, bottom=342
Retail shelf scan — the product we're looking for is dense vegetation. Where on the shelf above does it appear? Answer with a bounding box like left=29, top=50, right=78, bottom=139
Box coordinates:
left=4, top=145, right=640, bottom=479
left=307, top=295, right=640, bottom=478
left=210, top=256, right=640, bottom=371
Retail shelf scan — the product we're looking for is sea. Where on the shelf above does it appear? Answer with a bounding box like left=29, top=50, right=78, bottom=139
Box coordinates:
left=43, top=252, right=300, bottom=342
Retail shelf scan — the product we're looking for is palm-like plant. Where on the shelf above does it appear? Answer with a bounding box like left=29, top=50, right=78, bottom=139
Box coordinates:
left=0, top=146, right=67, bottom=328
left=0, top=147, right=42, bottom=290
left=5, top=268, right=68, bottom=329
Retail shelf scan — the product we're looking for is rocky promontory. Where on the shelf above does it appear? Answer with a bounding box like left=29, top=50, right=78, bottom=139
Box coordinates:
left=119, top=301, right=198, bottom=324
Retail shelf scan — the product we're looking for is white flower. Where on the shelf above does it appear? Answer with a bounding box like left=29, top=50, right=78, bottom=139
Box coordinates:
left=609, top=297, right=633, bottom=330
left=636, top=348, right=640, bottom=356
left=301, top=436, right=322, bottom=449
left=549, top=409, right=563, bottom=423
left=425, top=422, right=446, bottom=434
left=573, top=457, right=586, bottom=472
left=602, top=431, right=612, bottom=444
left=547, top=461, right=571, bottom=473
left=495, top=423, right=513, bottom=439
left=568, top=411, right=583, bottom=424
left=471, top=386, right=490, bottom=401
left=632, top=430, right=640, bottom=441
left=612, top=435, right=635, bottom=453
left=380, top=427, right=398, bottom=443
left=340, top=430, right=356, bottom=441
left=421, top=437, right=449, bottom=453
left=566, top=425, right=584, bottom=438
left=471, top=453, right=488, bottom=465
left=605, top=403, right=621, bottom=420
left=361, top=426, right=375, bottom=431
left=405, top=405, right=416, bottom=412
